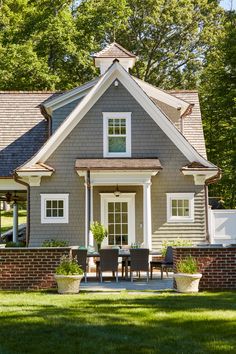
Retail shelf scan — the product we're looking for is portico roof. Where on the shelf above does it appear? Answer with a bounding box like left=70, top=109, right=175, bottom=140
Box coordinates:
left=75, top=158, right=162, bottom=171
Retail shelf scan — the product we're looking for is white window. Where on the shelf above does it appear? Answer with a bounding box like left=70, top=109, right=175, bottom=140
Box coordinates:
left=166, top=193, right=194, bottom=223
left=41, top=194, right=69, bottom=224
left=103, top=112, right=131, bottom=157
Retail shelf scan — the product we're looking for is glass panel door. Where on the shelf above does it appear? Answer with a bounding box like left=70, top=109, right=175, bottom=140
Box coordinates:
left=107, top=201, right=128, bottom=246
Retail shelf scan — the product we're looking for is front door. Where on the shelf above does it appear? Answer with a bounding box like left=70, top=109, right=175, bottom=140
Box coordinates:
left=100, top=193, right=135, bottom=247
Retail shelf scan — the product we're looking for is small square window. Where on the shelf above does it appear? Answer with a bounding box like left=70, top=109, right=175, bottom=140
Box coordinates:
left=41, top=194, right=69, bottom=224
left=166, top=193, right=194, bottom=223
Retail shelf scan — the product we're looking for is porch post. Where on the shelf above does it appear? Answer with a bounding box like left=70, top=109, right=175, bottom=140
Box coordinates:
left=143, top=181, right=152, bottom=249
left=13, top=201, right=18, bottom=243
left=88, top=184, right=94, bottom=246
left=84, top=180, right=88, bottom=247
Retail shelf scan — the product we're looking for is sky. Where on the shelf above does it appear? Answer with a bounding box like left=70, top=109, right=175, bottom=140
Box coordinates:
left=220, top=0, right=236, bottom=10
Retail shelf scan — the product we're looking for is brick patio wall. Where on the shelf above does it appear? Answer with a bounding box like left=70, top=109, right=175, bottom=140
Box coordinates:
left=173, top=246, right=236, bottom=290
left=0, top=248, right=71, bottom=290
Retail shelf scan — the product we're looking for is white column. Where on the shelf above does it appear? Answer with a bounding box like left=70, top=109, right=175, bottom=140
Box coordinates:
left=13, top=202, right=18, bottom=243
left=143, top=181, right=152, bottom=249
left=88, top=184, right=94, bottom=246
left=84, top=181, right=88, bottom=247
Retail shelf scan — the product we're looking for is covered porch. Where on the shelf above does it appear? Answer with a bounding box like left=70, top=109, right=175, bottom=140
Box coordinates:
left=75, top=158, right=163, bottom=249
left=0, top=178, right=28, bottom=244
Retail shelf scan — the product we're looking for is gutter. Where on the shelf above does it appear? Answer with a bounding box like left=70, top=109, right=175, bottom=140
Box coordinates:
left=13, top=173, right=30, bottom=246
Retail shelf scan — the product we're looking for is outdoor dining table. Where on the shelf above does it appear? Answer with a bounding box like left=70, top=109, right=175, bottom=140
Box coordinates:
left=87, top=249, right=161, bottom=280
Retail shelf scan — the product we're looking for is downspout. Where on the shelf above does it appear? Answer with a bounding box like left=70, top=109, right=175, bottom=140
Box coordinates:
left=204, top=168, right=222, bottom=243
left=13, top=173, right=30, bottom=247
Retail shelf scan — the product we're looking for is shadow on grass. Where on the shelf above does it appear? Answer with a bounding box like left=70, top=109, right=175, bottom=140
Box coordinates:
left=0, top=292, right=236, bottom=353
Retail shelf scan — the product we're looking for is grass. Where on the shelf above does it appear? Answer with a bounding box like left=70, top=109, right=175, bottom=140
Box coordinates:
left=0, top=291, right=235, bottom=353
left=0, top=209, right=26, bottom=234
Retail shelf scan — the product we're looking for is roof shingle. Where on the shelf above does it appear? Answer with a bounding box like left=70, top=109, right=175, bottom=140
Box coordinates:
left=0, top=92, right=54, bottom=176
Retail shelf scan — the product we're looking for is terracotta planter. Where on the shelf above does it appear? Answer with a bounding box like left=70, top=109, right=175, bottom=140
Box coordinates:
left=54, top=274, right=83, bottom=294
left=174, top=273, right=202, bottom=293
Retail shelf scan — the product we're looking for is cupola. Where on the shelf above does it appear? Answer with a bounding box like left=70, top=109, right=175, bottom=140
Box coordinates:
left=93, top=42, right=136, bottom=75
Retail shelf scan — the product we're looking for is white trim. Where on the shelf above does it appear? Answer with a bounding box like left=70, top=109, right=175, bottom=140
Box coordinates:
left=133, top=77, right=190, bottom=116
left=103, top=112, right=131, bottom=157
left=21, top=62, right=216, bottom=169
left=166, top=193, right=194, bottom=223
left=182, top=170, right=218, bottom=185
left=43, top=78, right=99, bottom=113
left=143, top=182, right=152, bottom=249
left=78, top=171, right=159, bottom=185
left=0, top=179, right=26, bottom=191
left=100, top=193, right=135, bottom=246
left=40, top=194, right=69, bottom=224
left=95, top=58, right=136, bottom=75
left=17, top=171, right=53, bottom=177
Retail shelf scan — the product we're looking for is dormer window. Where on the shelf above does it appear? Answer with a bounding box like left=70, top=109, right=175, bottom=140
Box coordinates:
left=103, top=112, right=131, bottom=157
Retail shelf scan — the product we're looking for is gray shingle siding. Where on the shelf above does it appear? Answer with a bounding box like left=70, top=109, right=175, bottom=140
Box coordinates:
left=52, top=98, right=82, bottom=132
left=29, top=81, right=206, bottom=247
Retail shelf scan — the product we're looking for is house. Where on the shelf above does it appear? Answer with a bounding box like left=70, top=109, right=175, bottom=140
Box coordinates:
left=0, top=42, right=220, bottom=249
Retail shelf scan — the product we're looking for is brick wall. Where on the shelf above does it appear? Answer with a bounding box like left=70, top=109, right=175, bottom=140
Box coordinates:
left=0, top=248, right=71, bottom=290
left=173, top=247, right=236, bottom=290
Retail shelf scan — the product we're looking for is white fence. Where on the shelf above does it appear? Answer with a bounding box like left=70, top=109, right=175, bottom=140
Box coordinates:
left=209, top=209, right=236, bottom=245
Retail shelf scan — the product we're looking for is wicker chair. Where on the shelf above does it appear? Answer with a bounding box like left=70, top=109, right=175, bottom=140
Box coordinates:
left=76, top=249, right=88, bottom=282
left=98, top=249, right=119, bottom=283
left=150, top=246, right=173, bottom=280
left=130, top=248, right=149, bottom=282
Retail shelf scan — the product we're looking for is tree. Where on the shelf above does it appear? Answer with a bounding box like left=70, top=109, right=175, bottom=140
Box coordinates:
left=76, top=0, right=224, bottom=89
left=200, top=11, right=236, bottom=208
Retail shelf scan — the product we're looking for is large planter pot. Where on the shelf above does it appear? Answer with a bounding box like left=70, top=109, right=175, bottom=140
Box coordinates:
left=174, top=273, right=202, bottom=293
left=54, top=274, right=83, bottom=294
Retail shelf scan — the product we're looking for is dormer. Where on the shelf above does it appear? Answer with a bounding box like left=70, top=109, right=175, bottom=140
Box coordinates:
left=93, top=42, right=136, bottom=75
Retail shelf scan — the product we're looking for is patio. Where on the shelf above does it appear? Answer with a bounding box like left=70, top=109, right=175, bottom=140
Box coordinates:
left=80, top=272, right=174, bottom=292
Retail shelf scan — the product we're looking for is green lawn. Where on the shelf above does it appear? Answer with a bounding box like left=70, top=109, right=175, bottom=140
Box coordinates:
left=0, top=291, right=235, bottom=354
left=0, top=210, right=27, bottom=234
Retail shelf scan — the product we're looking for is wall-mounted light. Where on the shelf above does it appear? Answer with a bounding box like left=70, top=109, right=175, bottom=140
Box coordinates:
left=114, top=80, right=119, bottom=87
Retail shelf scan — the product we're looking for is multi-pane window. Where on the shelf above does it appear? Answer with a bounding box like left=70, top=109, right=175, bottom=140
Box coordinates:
left=107, top=202, right=128, bottom=246
left=108, top=118, right=126, bottom=153
left=46, top=200, right=64, bottom=218
left=103, top=112, right=131, bottom=157
left=41, top=194, right=69, bottom=223
left=166, top=193, right=194, bottom=222
left=171, top=199, right=189, bottom=217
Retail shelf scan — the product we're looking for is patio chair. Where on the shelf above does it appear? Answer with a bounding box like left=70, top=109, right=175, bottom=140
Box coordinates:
left=130, top=248, right=149, bottom=282
left=150, top=246, right=173, bottom=280
left=76, top=249, right=88, bottom=282
left=98, top=249, right=119, bottom=283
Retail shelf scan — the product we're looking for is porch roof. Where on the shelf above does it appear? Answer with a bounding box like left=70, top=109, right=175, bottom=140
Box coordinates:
left=75, top=158, right=162, bottom=171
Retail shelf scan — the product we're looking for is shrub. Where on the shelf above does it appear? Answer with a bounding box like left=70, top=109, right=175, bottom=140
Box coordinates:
left=176, top=256, right=199, bottom=274
left=161, top=239, right=193, bottom=257
left=5, top=241, right=25, bottom=248
left=42, top=239, right=69, bottom=247
left=55, top=255, right=83, bottom=275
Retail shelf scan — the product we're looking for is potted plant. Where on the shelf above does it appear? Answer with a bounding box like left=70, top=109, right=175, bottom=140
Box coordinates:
left=54, top=255, right=84, bottom=294
left=90, top=221, right=108, bottom=250
left=174, top=255, right=202, bottom=293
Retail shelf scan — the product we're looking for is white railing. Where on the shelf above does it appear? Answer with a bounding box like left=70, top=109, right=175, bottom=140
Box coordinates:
left=209, top=208, right=236, bottom=245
